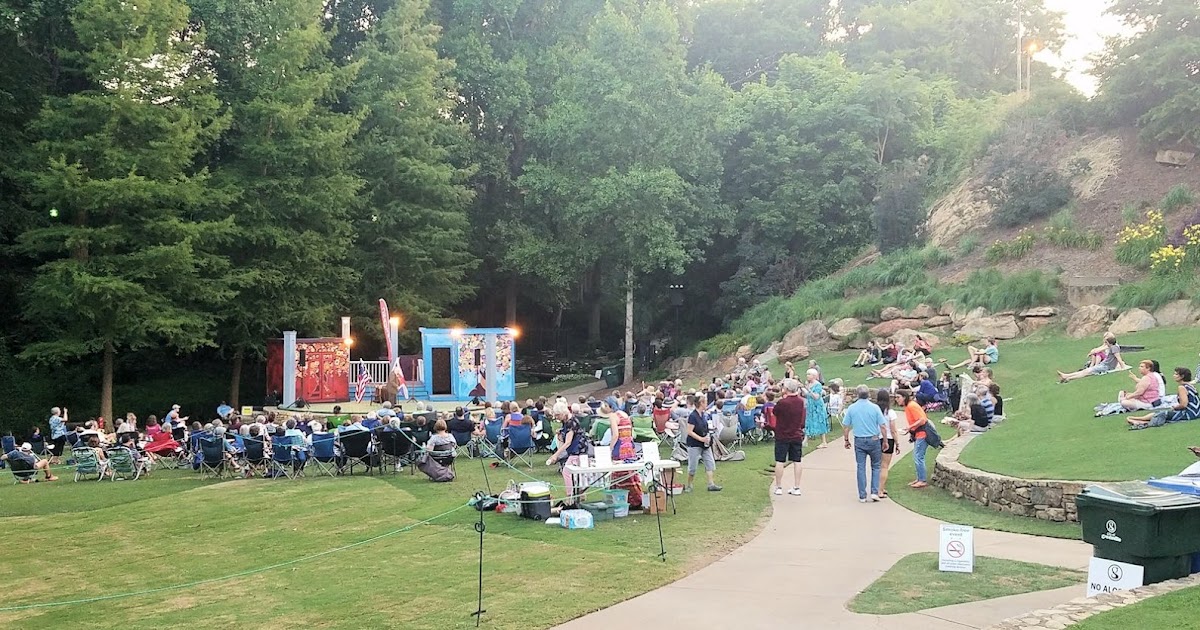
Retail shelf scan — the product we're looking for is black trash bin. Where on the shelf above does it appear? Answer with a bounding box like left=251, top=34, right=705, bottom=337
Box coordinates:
left=1076, top=481, right=1200, bottom=584
left=601, top=365, right=623, bottom=388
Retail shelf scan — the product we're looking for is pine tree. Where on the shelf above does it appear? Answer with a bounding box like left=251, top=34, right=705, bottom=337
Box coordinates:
left=14, top=0, right=231, bottom=423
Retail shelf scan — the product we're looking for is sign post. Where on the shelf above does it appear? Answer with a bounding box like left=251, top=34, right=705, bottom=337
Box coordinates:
left=938, top=523, right=975, bottom=573
left=1086, top=558, right=1143, bottom=597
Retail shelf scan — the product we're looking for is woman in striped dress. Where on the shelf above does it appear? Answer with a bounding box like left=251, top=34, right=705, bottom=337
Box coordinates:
left=1128, top=366, right=1200, bottom=430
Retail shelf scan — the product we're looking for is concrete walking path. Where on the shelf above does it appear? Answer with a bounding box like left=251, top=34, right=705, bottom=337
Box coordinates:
left=556, top=443, right=1093, bottom=630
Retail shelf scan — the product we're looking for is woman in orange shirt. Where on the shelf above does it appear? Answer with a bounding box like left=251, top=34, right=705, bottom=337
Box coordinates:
left=898, top=389, right=929, bottom=488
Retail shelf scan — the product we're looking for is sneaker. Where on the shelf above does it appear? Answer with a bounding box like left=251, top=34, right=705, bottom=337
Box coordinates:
left=788, top=487, right=803, bottom=496
left=773, top=487, right=783, bottom=496
left=869, top=493, right=880, bottom=502
left=858, top=497, right=867, bottom=503
left=707, top=484, right=722, bottom=492
left=684, top=485, right=693, bottom=493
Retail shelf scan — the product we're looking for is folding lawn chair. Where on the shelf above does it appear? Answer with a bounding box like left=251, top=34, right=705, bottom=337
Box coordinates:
left=481, top=418, right=503, bottom=458
left=308, top=433, right=339, bottom=477
left=505, top=424, right=535, bottom=470
left=73, top=446, right=106, bottom=482
left=241, top=436, right=268, bottom=477
left=28, top=435, right=50, bottom=459
left=106, top=446, right=143, bottom=481
left=735, top=408, right=759, bottom=448
left=9, top=457, right=37, bottom=483
left=268, top=439, right=299, bottom=480
left=375, top=429, right=413, bottom=474
left=451, top=428, right=476, bottom=459
left=1, top=435, right=15, bottom=469
left=198, top=437, right=230, bottom=479
left=338, top=429, right=375, bottom=476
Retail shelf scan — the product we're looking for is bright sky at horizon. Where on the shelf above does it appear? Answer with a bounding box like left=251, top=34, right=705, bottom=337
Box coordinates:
left=1040, top=0, right=1129, bottom=96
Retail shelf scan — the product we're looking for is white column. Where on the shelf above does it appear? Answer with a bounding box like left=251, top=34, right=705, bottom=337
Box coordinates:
left=485, top=332, right=497, bottom=403
left=388, top=318, right=400, bottom=365
left=341, top=316, right=351, bottom=342
left=282, top=330, right=297, bottom=408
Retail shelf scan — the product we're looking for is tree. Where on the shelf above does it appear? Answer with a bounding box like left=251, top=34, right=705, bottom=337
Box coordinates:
left=1096, top=0, right=1200, bottom=145
left=347, top=0, right=478, bottom=331
left=873, top=162, right=928, bottom=253
left=14, top=0, right=231, bottom=423
left=687, top=0, right=830, bottom=86
left=193, top=0, right=363, bottom=405
left=717, top=54, right=879, bottom=311
left=520, top=1, right=732, bottom=382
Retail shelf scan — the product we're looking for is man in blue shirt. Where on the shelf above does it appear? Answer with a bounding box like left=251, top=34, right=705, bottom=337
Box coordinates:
left=376, top=401, right=398, bottom=421
left=841, top=385, right=888, bottom=503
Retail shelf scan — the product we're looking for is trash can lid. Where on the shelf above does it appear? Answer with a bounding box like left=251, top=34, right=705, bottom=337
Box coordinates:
left=1079, top=481, right=1200, bottom=512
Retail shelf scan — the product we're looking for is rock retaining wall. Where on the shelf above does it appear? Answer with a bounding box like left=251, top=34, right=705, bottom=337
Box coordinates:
left=986, top=574, right=1200, bottom=630
left=931, top=434, right=1087, bottom=523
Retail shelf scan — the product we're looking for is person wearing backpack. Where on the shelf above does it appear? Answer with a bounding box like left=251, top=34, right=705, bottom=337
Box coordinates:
left=898, top=389, right=931, bottom=488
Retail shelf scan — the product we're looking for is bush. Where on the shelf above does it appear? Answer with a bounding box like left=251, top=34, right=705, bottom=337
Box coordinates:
left=1043, top=208, right=1102, bottom=249
left=874, top=165, right=928, bottom=254
left=693, top=333, right=745, bottom=358
left=1149, top=245, right=1187, bottom=275
left=1161, top=184, right=1195, bottom=215
left=1115, top=209, right=1166, bottom=268
left=983, top=120, right=1075, bottom=227
left=959, top=234, right=980, bottom=256
left=985, top=229, right=1037, bottom=262
left=1107, top=275, right=1196, bottom=311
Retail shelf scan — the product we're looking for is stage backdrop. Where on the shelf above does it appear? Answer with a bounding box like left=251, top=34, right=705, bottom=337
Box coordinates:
left=420, top=328, right=516, bottom=402
left=267, top=337, right=349, bottom=404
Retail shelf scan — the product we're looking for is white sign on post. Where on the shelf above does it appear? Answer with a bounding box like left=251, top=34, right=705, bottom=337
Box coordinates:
left=938, top=523, right=975, bottom=573
left=1086, top=558, right=1144, bottom=598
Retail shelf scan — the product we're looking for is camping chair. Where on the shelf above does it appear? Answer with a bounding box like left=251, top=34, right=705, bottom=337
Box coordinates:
left=198, top=437, right=230, bottom=479
left=29, top=435, right=50, bottom=459
left=481, top=418, right=503, bottom=458
left=451, top=428, right=476, bottom=458
left=241, top=436, right=268, bottom=477
left=72, top=446, right=106, bottom=482
left=106, top=446, right=143, bottom=481
left=338, top=429, right=375, bottom=476
left=374, top=429, right=413, bottom=474
left=735, top=408, right=759, bottom=448
left=9, top=457, right=37, bottom=483
left=268, top=439, right=299, bottom=480
left=1, top=435, right=15, bottom=469
left=505, top=424, right=535, bottom=469
left=188, top=430, right=212, bottom=466
left=308, top=433, right=339, bottom=477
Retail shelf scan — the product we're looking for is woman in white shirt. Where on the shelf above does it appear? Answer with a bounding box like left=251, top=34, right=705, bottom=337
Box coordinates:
left=874, top=388, right=900, bottom=499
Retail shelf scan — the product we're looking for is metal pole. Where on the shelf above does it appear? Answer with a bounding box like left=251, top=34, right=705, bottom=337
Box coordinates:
left=1015, top=7, right=1022, bottom=93
left=282, top=331, right=297, bottom=407
left=485, top=332, right=497, bottom=403
left=1026, top=50, right=1033, bottom=94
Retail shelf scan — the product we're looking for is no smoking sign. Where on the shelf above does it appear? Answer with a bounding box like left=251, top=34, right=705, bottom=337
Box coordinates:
left=938, top=524, right=975, bottom=573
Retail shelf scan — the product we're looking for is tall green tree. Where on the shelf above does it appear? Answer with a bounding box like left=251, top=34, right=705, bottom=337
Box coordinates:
left=14, top=0, right=231, bottom=423
left=521, top=1, right=732, bottom=381
left=1096, top=0, right=1200, bottom=146
left=347, top=0, right=477, bottom=333
left=193, top=0, right=363, bottom=404
left=687, top=0, right=831, bottom=86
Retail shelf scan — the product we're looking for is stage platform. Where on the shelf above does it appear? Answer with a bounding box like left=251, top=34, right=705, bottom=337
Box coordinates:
left=265, top=400, right=472, bottom=416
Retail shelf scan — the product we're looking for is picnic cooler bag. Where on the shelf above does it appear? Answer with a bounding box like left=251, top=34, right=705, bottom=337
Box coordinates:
left=519, top=481, right=552, bottom=521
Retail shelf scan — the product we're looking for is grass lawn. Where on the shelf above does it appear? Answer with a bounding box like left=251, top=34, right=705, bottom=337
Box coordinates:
left=1070, top=584, right=1200, bottom=630
left=886, top=451, right=1081, bottom=539
left=846, top=552, right=1085, bottom=615
left=953, top=326, right=1200, bottom=481
left=0, top=444, right=774, bottom=629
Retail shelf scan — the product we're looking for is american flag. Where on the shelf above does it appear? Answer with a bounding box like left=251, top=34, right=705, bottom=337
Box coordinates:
left=354, top=361, right=372, bottom=403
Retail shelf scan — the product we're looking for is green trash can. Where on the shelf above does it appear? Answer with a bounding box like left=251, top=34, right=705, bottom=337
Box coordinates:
left=601, top=365, right=623, bottom=388
left=1076, top=481, right=1200, bottom=584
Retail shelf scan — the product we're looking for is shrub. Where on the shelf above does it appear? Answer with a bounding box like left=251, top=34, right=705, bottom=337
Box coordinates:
left=1120, top=202, right=1141, bottom=225
left=1150, top=245, right=1187, bottom=275
left=959, top=234, right=980, bottom=256
left=1115, top=209, right=1166, bottom=268
left=985, top=229, right=1037, bottom=262
left=1043, top=208, right=1102, bottom=249
left=693, top=333, right=745, bottom=358
left=1108, top=275, right=1196, bottom=311
left=982, top=120, right=1075, bottom=227
left=1161, top=184, right=1195, bottom=215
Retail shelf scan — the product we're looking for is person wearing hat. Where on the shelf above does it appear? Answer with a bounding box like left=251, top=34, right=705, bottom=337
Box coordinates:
left=2, top=442, right=58, bottom=482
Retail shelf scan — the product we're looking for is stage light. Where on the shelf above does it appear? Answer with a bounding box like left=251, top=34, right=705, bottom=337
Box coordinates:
left=450, top=328, right=463, bottom=338
left=343, top=337, right=354, bottom=347
left=507, top=326, right=521, bottom=339
left=389, top=316, right=400, bottom=325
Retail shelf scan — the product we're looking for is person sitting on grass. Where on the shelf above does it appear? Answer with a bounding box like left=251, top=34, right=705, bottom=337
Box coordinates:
left=1128, top=367, right=1200, bottom=430
left=1118, top=360, right=1163, bottom=411
left=953, top=393, right=990, bottom=436
left=1059, top=334, right=1127, bottom=383
left=1, top=442, right=58, bottom=482
left=944, top=338, right=998, bottom=370
left=880, top=339, right=899, bottom=365
left=851, top=341, right=882, bottom=368
left=914, top=372, right=940, bottom=405
left=912, top=335, right=933, bottom=356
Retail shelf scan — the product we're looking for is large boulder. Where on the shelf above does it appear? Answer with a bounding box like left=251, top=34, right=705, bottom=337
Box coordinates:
left=893, top=329, right=941, bottom=351
left=939, top=300, right=959, bottom=316
left=736, top=344, right=754, bottom=359
left=907, top=303, right=937, bottom=319
left=924, top=315, right=952, bottom=327
left=1109, top=309, right=1157, bottom=335
left=780, top=320, right=831, bottom=360
left=1153, top=300, right=1200, bottom=327
left=1019, top=306, right=1058, bottom=318
left=951, top=305, right=987, bottom=327
left=1018, top=316, right=1058, bottom=335
left=828, top=318, right=865, bottom=340
left=880, top=306, right=904, bottom=321
left=869, top=318, right=928, bottom=338
left=958, top=314, right=1020, bottom=340
left=778, top=344, right=810, bottom=362
left=1066, top=305, right=1116, bottom=339
left=754, top=341, right=781, bottom=366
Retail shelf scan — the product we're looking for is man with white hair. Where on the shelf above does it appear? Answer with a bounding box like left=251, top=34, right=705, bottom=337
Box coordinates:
left=841, top=384, right=888, bottom=503
left=771, top=379, right=806, bottom=496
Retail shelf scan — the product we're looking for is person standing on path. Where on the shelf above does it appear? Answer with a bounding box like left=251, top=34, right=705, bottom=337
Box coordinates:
left=771, top=379, right=807, bottom=496
left=898, top=389, right=930, bottom=488
left=804, top=369, right=830, bottom=448
left=874, top=388, right=900, bottom=498
left=841, top=385, right=887, bottom=503
left=684, top=395, right=722, bottom=493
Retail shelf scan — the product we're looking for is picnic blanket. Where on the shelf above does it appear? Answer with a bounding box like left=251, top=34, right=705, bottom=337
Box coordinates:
left=1094, top=395, right=1177, bottom=417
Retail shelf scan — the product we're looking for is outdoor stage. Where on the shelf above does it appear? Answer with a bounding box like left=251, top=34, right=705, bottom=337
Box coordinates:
left=266, top=399, right=473, bottom=416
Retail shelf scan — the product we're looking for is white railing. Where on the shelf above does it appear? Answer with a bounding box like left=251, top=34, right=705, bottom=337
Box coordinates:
left=348, top=360, right=424, bottom=388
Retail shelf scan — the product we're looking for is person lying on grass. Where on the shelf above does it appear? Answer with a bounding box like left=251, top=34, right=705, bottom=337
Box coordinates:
left=1127, top=367, right=1200, bottom=430
left=943, top=338, right=998, bottom=370
left=1058, top=333, right=1127, bottom=383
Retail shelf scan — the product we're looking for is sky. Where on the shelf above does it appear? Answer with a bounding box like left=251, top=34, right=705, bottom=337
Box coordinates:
left=1039, top=0, right=1129, bottom=96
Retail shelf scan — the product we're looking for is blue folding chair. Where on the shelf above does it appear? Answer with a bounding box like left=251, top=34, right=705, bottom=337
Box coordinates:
left=309, top=433, right=338, bottom=477
left=269, top=438, right=299, bottom=479
left=0, top=435, right=15, bottom=469
left=482, top=418, right=503, bottom=457
left=506, top=424, right=535, bottom=469
left=736, top=408, right=759, bottom=447
left=198, top=437, right=230, bottom=479
left=241, top=436, right=268, bottom=477
left=721, top=399, right=739, bottom=416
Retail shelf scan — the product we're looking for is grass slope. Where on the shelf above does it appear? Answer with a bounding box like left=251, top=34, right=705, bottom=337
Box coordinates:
left=1069, top=584, right=1200, bottom=630
left=847, top=552, right=1084, bottom=615
left=0, top=445, right=774, bottom=629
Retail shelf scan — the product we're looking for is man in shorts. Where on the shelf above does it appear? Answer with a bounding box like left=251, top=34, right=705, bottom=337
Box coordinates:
left=1, top=443, right=58, bottom=483
left=684, top=395, right=721, bottom=492
left=771, top=379, right=806, bottom=496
